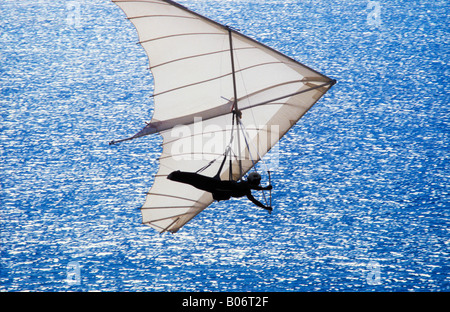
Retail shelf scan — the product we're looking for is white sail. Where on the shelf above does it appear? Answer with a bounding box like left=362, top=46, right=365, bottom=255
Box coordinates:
left=112, top=0, right=335, bottom=233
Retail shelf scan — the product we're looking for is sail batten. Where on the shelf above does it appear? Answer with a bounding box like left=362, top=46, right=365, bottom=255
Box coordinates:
left=139, top=32, right=225, bottom=45
left=112, top=0, right=335, bottom=233
left=127, top=14, right=198, bottom=21
left=151, top=47, right=257, bottom=69
left=146, top=193, right=206, bottom=203
left=144, top=212, right=196, bottom=223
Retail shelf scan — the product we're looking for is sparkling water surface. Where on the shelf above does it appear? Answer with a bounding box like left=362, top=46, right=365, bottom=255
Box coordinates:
left=1, top=0, right=448, bottom=291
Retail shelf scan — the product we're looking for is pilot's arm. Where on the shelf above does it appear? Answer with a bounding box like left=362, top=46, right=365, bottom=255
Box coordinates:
left=250, top=184, right=272, bottom=191
left=246, top=192, right=272, bottom=211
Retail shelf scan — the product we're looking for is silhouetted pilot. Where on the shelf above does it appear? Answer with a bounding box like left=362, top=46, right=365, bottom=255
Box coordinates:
left=167, top=171, right=272, bottom=212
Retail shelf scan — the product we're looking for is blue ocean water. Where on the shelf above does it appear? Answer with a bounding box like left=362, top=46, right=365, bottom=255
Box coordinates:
left=0, top=0, right=448, bottom=292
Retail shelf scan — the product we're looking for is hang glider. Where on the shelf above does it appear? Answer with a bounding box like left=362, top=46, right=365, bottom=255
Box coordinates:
left=110, top=0, right=336, bottom=233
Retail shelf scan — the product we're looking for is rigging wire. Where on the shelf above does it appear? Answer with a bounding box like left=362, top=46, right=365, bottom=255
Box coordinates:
left=233, top=43, right=272, bottom=176
left=195, top=117, right=236, bottom=176
left=237, top=118, right=272, bottom=207
left=194, top=28, right=273, bottom=206
left=231, top=34, right=273, bottom=207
